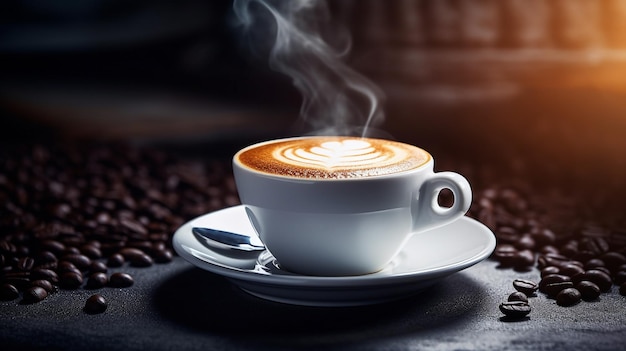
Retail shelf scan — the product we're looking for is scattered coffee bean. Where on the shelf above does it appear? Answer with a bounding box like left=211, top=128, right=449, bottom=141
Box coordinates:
left=539, top=274, right=571, bottom=293
left=514, top=250, right=535, bottom=270
left=556, top=288, right=582, bottom=307
left=60, top=271, right=83, bottom=290
left=61, top=254, right=91, bottom=271
left=84, top=294, right=107, bottom=314
left=80, top=245, right=102, bottom=259
left=57, top=261, right=81, bottom=275
left=544, top=281, right=575, bottom=298
left=513, top=279, right=538, bottom=296
left=576, top=281, right=601, bottom=301
left=108, top=273, right=134, bottom=288
left=35, top=251, right=58, bottom=267
left=129, top=253, right=154, bottom=268
left=600, top=252, right=626, bottom=272
left=89, top=261, right=108, bottom=274
left=584, top=259, right=605, bottom=270
left=578, top=270, right=612, bottom=292
left=499, top=301, right=531, bottom=319
left=153, top=249, right=174, bottom=263
left=30, top=279, right=54, bottom=293
left=22, top=286, right=48, bottom=304
left=107, top=254, right=125, bottom=268
left=560, top=264, right=585, bottom=278
left=508, top=291, right=528, bottom=303
left=620, top=282, right=626, bottom=296
left=541, top=266, right=560, bottom=277
left=86, top=272, right=108, bottom=290
left=0, top=283, right=19, bottom=301
left=118, top=248, right=146, bottom=260
left=16, top=257, right=35, bottom=271
left=30, top=268, right=58, bottom=284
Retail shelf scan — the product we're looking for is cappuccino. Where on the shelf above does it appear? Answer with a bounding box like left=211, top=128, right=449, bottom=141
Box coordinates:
left=235, top=137, right=430, bottom=179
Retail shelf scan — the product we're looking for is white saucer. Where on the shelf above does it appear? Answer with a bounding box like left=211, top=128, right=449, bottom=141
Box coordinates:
left=172, top=205, right=496, bottom=307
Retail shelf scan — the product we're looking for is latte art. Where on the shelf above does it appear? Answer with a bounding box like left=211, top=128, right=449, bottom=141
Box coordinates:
left=278, top=140, right=398, bottom=169
left=236, top=137, right=430, bottom=179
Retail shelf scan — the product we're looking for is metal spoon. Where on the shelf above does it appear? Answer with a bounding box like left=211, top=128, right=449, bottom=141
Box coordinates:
left=192, top=227, right=265, bottom=253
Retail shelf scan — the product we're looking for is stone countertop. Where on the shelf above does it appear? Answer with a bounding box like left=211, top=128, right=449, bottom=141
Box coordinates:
left=2, top=256, right=625, bottom=351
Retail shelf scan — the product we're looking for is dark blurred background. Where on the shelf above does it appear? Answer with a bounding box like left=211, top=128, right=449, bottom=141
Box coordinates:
left=2, top=0, right=626, bottom=188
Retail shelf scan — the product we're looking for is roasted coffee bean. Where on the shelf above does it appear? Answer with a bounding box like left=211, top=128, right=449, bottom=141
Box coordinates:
left=572, top=251, right=596, bottom=265
left=593, top=266, right=612, bottom=277
left=493, top=244, right=517, bottom=266
left=513, top=279, right=538, bottom=296
left=35, top=251, right=58, bottom=266
left=129, top=253, right=153, bottom=268
left=30, top=268, right=58, bottom=284
left=538, top=254, right=569, bottom=269
left=556, top=288, right=581, bottom=306
left=544, top=281, right=575, bottom=298
left=540, top=245, right=560, bottom=255
left=600, top=252, right=626, bottom=272
left=580, top=237, right=609, bottom=256
left=107, top=253, right=125, bottom=267
left=576, top=281, right=601, bottom=301
left=560, top=264, right=585, bottom=278
left=86, top=272, right=108, bottom=289
left=61, top=254, right=91, bottom=271
left=541, top=266, right=560, bottom=277
left=16, top=257, right=35, bottom=271
left=499, top=301, right=531, bottom=318
left=620, top=282, right=626, bottom=296
left=497, top=227, right=519, bottom=243
left=578, top=270, right=612, bottom=292
left=88, top=261, right=107, bottom=274
left=118, top=248, right=146, bottom=260
left=84, top=294, right=107, bottom=314
left=40, top=240, right=65, bottom=255
left=0, top=283, right=19, bottom=300
left=153, top=249, right=173, bottom=263
left=584, top=259, right=605, bottom=270
left=80, top=245, right=102, bottom=259
left=560, top=243, right=578, bottom=258
left=57, top=261, right=80, bottom=274
left=22, top=286, right=48, bottom=304
left=0, top=240, right=16, bottom=255
left=514, top=250, right=535, bottom=270
left=515, top=235, right=535, bottom=251
left=508, top=291, right=528, bottom=303
left=119, top=218, right=148, bottom=236
left=63, top=247, right=81, bottom=255
left=30, top=279, right=54, bottom=293
left=59, top=271, right=83, bottom=289
left=127, top=241, right=153, bottom=253
left=108, top=272, right=133, bottom=288
left=531, top=229, right=556, bottom=247
left=539, top=274, right=571, bottom=293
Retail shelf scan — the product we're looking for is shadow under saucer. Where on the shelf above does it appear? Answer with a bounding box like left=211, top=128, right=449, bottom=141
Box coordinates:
left=152, top=266, right=488, bottom=347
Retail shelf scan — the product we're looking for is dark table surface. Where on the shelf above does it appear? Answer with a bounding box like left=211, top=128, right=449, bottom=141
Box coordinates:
left=2, top=254, right=625, bottom=351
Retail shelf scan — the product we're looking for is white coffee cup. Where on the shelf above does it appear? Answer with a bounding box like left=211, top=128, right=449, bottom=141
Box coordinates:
left=233, top=136, right=471, bottom=276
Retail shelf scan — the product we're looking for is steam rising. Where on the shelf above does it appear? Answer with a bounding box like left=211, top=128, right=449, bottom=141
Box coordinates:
left=233, top=0, right=385, bottom=137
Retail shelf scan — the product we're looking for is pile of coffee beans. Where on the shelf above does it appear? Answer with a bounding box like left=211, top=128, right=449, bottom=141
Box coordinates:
left=468, top=184, right=626, bottom=318
left=0, top=142, right=239, bottom=312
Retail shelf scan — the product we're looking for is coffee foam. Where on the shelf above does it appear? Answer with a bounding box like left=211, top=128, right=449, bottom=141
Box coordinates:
left=236, top=137, right=430, bottom=179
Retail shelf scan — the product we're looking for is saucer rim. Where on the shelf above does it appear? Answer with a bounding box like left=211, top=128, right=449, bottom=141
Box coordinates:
left=173, top=205, right=496, bottom=288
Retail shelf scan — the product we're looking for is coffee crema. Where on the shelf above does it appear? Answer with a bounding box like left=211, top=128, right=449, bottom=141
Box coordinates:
left=236, top=137, right=430, bottom=179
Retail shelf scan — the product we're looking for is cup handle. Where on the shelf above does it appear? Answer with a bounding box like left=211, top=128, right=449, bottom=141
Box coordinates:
left=411, top=171, right=472, bottom=233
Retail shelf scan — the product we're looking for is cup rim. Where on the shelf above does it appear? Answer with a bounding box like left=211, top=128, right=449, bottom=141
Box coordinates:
left=233, top=136, right=433, bottom=182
